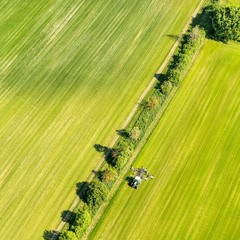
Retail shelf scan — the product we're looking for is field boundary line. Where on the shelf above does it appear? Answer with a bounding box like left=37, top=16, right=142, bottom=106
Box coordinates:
left=53, top=0, right=206, bottom=237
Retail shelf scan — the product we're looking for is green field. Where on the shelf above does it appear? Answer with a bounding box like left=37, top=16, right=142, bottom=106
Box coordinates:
left=89, top=41, right=240, bottom=240
left=0, top=0, right=202, bottom=239
left=221, top=0, right=240, bottom=5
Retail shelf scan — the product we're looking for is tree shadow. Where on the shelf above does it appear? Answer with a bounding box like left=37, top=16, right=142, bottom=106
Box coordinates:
left=93, top=144, right=114, bottom=166
left=76, top=181, right=88, bottom=200
left=92, top=169, right=101, bottom=179
left=116, top=129, right=129, bottom=138
left=155, top=73, right=166, bottom=89
left=93, top=144, right=109, bottom=154
left=61, top=210, right=74, bottom=223
left=125, top=176, right=134, bottom=187
left=191, top=5, right=220, bottom=41
left=43, top=230, right=59, bottom=240
left=166, top=34, right=180, bottom=40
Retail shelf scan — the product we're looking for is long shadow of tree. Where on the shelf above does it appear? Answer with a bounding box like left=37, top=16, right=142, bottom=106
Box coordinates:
left=61, top=210, right=75, bottom=225
left=76, top=181, right=89, bottom=200
left=155, top=73, right=166, bottom=89
left=93, top=144, right=115, bottom=166
left=166, top=34, right=180, bottom=40
left=43, top=230, right=59, bottom=240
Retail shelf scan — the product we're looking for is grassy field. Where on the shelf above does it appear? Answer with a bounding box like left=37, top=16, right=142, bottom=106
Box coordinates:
left=89, top=41, right=240, bottom=240
left=221, top=0, right=240, bottom=5
left=0, top=0, right=203, bottom=239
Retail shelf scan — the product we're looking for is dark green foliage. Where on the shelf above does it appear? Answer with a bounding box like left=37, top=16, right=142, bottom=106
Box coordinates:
left=99, top=167, right=117, bottom=183
left=84, top=181, right=109, bottom=214
left=58, top=230, right=77, bottom=240
left=111, top=139, right=134, bottom=170
left=165, top=68, right=181, bottom=86
left=161, top=81, right=173, bottom=95
left=211, top=5, right=240, bottom=42
left=194, top=4, right=240, bottom=42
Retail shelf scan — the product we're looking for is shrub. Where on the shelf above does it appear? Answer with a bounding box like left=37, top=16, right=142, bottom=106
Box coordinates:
left=110, top=148, right=121, bottom=159
left=99, top=167, right=117, bottom=183
left=84, top=181, right=109, bottom=214
left=71, top=206, right=91, bottom=238
left=145, top=96, right=160, bottom=110
left=161, top=81, right=173, bottom=95
left=113, top=155, right=128, bottom=171
left=58, top=230, right=77, bottom=240
left=166, top=68, right=181, bottom=86
left=129, top=127, right=141, bottom=141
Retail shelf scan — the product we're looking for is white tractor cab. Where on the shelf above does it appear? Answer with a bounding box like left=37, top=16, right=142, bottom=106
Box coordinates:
left=130, top=166, right=154, bottom=189
left=131, top=175, right=142, bottom=189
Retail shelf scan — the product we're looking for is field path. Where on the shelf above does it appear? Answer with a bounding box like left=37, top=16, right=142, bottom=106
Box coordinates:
left=54, top=0, right=206, bottom=236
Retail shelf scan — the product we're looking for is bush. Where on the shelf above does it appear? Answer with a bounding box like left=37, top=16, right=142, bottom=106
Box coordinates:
left=113, top=155, right=128, bottom=171
left=165, top=68, right=181, bottom=86
left=71, top=206, right=91, bottom=238
left=84, top=181, right=109, bottom=214
left=161, top=81, right=173, bottom=95
left=110, top=148, right=121, bottom=159
left=58, top=230, right=77, bottom=240
left=99, top=167, right=117, bottom=183
left=145, top=96, right=160, bottom=110
left=129, top=127, right=141, bottom=141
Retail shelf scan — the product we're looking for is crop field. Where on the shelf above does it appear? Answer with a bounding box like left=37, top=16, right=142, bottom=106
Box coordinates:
left=0, top=0, right=203, bottom=239
left=89, top=41, right=240, bottom=240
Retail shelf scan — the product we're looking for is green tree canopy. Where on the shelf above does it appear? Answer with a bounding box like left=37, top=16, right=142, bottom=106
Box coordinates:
left=84, top=181, right=109, bottom=214
left=58, top=230, right=77, bottom=240
left=211, top=5, right=240, bottom=42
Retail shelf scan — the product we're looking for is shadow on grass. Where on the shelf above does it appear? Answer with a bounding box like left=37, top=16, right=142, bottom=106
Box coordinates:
left=125, top=176, right=134, bottom=187
left=43, top=230, right=59, bottom=240
left=155, top=73, right=166, bottom=89
left=76, top=181, right=88, bottom=200
left=166, top=34, right=180, bottom=40
left=61, top=210, right=74, bottom=224
left=93, top=144, right=115, bottom=166
left=116, top=129, right=129, bottom=138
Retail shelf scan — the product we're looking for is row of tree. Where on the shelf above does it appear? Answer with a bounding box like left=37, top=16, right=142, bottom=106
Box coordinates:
left=159, top=26, right=205, bottom=95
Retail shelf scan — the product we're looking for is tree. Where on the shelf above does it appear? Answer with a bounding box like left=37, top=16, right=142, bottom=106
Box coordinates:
left=71, top=206, right=91, bottom=238
left=99, top=167, right=117, bottom=183
left=84, top=181, right=109, bottom=214
left=58, top=230, right=77, bottom=240
left=111, top=148, right=121, bottom=159
left=161, top=81, right=173, bottom=95
left=166, top=68, right=181, bottom=86
left=211, top=5, right=240, bottom=42
left=129, top=127, right=141, bottom=141
left=145, top=96, right=160, bottom=110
